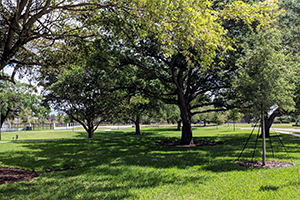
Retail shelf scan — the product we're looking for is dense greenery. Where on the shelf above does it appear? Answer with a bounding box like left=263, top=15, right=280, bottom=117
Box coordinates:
left=0, top=0, right=288, bottom=144
left=44, top=65, right=125, bottom=138
left=1, top=4, right=300, bottom=200
left=0, top=80, right=49, bottom=129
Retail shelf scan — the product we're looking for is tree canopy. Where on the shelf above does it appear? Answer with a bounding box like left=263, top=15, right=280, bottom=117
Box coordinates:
left=0, top=80, right=49, bottom=139
left=1, top=0, right=279, bottom=83
left=44, top=64, right=125, bottom=138
left=234, top=28, right=296, bottom=164
left=107, top=0, right=280, bottom=144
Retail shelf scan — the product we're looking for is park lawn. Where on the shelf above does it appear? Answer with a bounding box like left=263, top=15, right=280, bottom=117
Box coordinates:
left=0, top=125, right=135, bottom=141
left=0, top=126, right=300, bottom=199
left=0, top=129, right=86, bottom=141
left=270, top=123, right=300, bottom=129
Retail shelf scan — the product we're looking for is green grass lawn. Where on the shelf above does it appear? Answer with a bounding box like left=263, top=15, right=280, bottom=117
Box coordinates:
left=1, top=126, right=300, bottom=199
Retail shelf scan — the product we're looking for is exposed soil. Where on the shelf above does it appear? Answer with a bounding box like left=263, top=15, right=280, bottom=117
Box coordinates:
left=155, top=140, right=223, bottom=147
left=0, top=167, right=42, bottom=185
left=236, top=161, right=294, bottom=169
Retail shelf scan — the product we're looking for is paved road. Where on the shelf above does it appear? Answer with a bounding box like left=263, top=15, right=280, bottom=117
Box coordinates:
left=241, top=127, right=300, bottom=137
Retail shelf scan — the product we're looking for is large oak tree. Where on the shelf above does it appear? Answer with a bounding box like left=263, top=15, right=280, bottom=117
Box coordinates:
left=107, top=0, right=280, bottom=145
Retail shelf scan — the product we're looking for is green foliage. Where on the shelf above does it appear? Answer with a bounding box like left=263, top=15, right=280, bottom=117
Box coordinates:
left=276, top=0, right=300, bottom=120
left=162, top=104, right=181, bottom=124
left=0, top=80, right=49, bottom=127
left=211, top=112, right=225, bottom=127
left=227, top=109, right=243, bottom=122
left=127, top=0, right=279, bottom=66
left=234, top=29, right=296, bottom=114
left=44, top=65, right=125, bottom=138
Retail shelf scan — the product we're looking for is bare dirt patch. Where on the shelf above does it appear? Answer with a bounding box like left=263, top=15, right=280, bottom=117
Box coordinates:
left=0, top=167, right=42, bottom=185
left=236, top=161, right=294, bottom=169
left=155, top=140, right=223, bottom=147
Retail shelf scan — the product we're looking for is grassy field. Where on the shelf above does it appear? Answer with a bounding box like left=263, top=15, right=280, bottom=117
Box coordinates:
left=1, top=126, right=300, bottom=199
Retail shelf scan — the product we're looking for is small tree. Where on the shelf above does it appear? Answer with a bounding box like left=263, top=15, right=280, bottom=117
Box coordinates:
left=118, top=95, right=163, bottom=135
left=161, top=104, right=181, bottom=130
left=235, top=30, right=295, bottom=165
left=211, top=112, right=225, bottom=129
left=227, top=109, right=243, bottom=131
left=44, top=66, right=124, bottom=138
left=19, top=107, right=31, bottom=132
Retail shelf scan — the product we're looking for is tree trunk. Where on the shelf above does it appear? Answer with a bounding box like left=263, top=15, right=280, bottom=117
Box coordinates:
left=181, top=117, right=193, bottom=145
left=260, top=110, right=281, bottom=138
left=0, top=113, right=5, bottom=127
left=0, top=111, right=1, bottom=141
left=176, top=120, right=181, bottom=131
left=135, top=115, right=141, bottom=135
left=262, top=111, right=266, bottom=165
left=233, top=121, right=235, bottom=131
left=178, top=102, right=193, bottom=145
left=87, top=129, right=94, bottom=138
left=203, top=119, right=206, bottom=127
left=265, top=120, right=272, bottom=138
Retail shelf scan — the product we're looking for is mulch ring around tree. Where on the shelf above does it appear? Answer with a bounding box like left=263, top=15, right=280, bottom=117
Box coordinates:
left=236, top=161, right=294, bottom=169
left=155, top=140, right=223, bottom=147
left=0, top=167, right=42, bottom=185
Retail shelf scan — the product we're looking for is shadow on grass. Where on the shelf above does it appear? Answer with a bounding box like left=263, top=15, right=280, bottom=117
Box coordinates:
left=1, top=129, right=300, bottom=199
left=259, top=185, right=280, bottom=191
left=0, top=135, right=253, bottom=173
left=74, top=131, right=129, bottom=139
left=0, top=131, right=299, bottom=173
left=0, top=163, right=208, bottom=200
left=0, top=148, right=208, bottom=199
left=259, top=181, right=299, bottom=192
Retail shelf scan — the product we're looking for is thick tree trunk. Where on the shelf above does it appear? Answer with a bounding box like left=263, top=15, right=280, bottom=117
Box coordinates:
left=203, top=119, right=206, bottom=127
left=181, top=118, right=193, bottom=145
left=178, top=102, right=193, bottom=145
left=265, top=119, right=272, bottom=138
left=87, top=129, right=94, bottom=138
left=0, top=113, right=5, bottom=127
left=176, top=120, right=181, bottom=131
left=135, top=115, right=141, bottom=135
left=260, top=110, right=281, bottom=138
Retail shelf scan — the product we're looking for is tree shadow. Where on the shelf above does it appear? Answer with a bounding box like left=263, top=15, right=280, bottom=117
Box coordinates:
left=0, top=132, right=298, bottom=174
left=0, top=151, right=208, bottom=199
left=259, top=181, right=299, bottom=192
left=0, top=135, right=250, bottom=173
left=259, top=185, right=280, bottom=191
